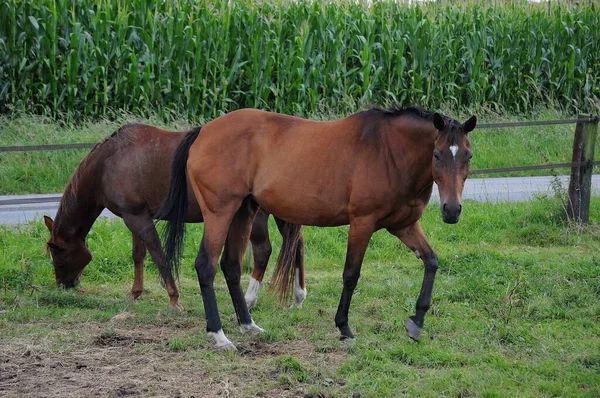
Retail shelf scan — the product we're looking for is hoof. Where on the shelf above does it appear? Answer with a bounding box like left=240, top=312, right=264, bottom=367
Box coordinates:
left=209, top=330, right=237, bottom=351
left=405, top=317, right=422, bottom=341
left=128, top=291, right=143, bottom=301
left=240, top=322, right=265, bottom=335
left=289, top=300, right=303, bottom=309
left=339, top=336, right=356, bottom=345
left=168, top=301, right=185, bottom=312
left=338, top=325, right=354, bottom=340
left=290, top=288, right=307, bottom=309
left=216, top=341, right=238, bottom=351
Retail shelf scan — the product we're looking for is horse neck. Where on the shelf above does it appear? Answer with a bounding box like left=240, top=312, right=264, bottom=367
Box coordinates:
left=383, top=117, right=436, bottom=183
left=53, top=175, right=103, bottom=242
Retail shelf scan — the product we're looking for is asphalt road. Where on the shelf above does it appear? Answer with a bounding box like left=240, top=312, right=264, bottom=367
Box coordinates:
left=1, top=175, right=598, bottom=225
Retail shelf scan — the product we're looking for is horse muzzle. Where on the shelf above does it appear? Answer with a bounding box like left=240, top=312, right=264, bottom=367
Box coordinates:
left=58, top=277, right=81, bottom=289
left=441, top=202, right=462, bottom=224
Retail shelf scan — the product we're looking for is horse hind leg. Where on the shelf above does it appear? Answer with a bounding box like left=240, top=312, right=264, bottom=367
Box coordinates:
left=221, top=198, right=264, bottom=334
left=291, top=249, right=307, bottom=309
left=130, top=235, right=146, bottom=300
left=290, top=234, right=306, bottom=309
left=195, top=200, right=246, bottom=350
left=122, top=213, right=183, bottom=311
left=245, top=208, right=272, bottom=309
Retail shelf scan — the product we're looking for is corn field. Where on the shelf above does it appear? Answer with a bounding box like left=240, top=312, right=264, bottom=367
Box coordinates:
left=1, top=0, right=599, bottom=121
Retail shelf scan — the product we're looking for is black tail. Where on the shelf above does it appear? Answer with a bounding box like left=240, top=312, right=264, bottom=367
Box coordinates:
left=269, top=220, right=304, bottom=302
left=155, top=126, right=202, bottom=278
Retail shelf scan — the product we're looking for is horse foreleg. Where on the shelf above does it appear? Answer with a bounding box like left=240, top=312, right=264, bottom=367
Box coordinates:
left=130, top=235, right=147, bottom=300
left=389, top=221, right=438, bottom=341
left=122, top=213, right=182, bottom=311
left=245, top=208, right=272, bottom=309
left=334, top=218, right=374, bottom=340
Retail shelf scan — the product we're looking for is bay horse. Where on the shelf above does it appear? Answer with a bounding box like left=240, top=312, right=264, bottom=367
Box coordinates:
left=44, top=124, right=307, bottom=311
left=159, top=106, right=476, bottom=350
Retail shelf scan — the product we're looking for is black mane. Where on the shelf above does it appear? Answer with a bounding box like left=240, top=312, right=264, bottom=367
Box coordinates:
left=362, top=105, right=463, bottom=144
left=54, top=125, right=131, bottom=235
left=365, top=105, right=436, bottom=121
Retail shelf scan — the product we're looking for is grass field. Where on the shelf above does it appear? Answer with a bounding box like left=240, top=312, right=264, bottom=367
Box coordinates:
left=1, top=198, right=599, bottom=397
left=1, top=109, right=598, bottom=195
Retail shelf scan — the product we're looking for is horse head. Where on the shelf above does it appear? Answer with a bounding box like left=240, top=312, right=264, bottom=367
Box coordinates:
left=431, top=113, right=477, bottom=224
left=44, top=215, right=92, bottom=288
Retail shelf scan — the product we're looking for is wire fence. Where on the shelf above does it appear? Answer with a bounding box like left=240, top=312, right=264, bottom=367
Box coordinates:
left=0, top=143, right=95, bottom=152
left=476, top=116, right=599, bottom=129
left=470, top=160, right=600, bottom=175
left=1, top=116, right=598, bottom=207
left=0, top=196, right=62, bottom=206
left=1, top=116, right=599, bottom=154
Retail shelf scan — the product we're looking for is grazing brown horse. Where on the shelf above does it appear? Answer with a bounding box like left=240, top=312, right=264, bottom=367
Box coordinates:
left=44, top=124, right=306, bottom=310
left=159, top=106, right=476, bottom=350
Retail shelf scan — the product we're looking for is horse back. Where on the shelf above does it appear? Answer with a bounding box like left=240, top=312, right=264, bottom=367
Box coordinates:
left=187, top=109, right=396, bottom=226
left=98, top=124, right=202, bottom=221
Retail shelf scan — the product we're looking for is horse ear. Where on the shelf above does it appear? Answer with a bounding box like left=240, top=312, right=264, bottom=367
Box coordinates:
left=463, top=115, right=477, bottom=133
left=433, top=113, right=446, bottom=130
left=44, top=215, right=54, bottom=232
left=47, top=241, right=63, bottom=251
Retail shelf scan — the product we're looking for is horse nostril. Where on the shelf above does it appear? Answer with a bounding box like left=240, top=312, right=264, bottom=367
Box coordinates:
left=443, top=203, right=447, bottom=212
left=458, top=204, right=462, bottom=212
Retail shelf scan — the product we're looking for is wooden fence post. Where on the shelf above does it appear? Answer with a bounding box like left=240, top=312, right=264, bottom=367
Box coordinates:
left=568, top=114, right=598, bottom=223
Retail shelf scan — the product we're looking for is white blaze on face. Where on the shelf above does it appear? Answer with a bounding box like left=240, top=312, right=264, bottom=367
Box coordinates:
left=449, top=145, right=459, bottom=161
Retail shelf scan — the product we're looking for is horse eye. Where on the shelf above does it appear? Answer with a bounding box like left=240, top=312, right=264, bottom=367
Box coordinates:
left=467, top=153, right=473, bottom=162
left=433, top=152, right=440, bottom=161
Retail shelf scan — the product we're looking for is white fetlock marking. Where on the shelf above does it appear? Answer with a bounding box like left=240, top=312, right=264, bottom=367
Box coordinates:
left=245, top=277, right=260, bottom=309
left=449, top=145, right=458, bottom=161
left=290, top=268, right=307, bottom=309
left=291, top=288, right=307, bottom=309
left=240, top=320, right=265, bottom=334
left=208, top=329, right=236, bottom=349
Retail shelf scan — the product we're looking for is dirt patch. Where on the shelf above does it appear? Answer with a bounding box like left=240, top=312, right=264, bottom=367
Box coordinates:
left=0, top=323, right=346, bottom=397
left=237, top=340, right=286, bottom=357
left=93, top=331, right=161, bottom=347
left=1, top=324, right=206, bottom=397
left=237, top=339, right=345, bottom=365
left=0, top=342, right=202, bottom=397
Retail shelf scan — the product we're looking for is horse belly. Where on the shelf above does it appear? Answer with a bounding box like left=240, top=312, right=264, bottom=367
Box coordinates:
left=250, top=149, right=354, bottom=226
left=252, top=182, right=349, bottom=227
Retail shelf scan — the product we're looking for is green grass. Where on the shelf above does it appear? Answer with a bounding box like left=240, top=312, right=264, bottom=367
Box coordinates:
left=0, top=114, right=190, bottom=194
left=1, top=198, right=599, bottom=396
left=1, top=110, right=599, bottom=195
